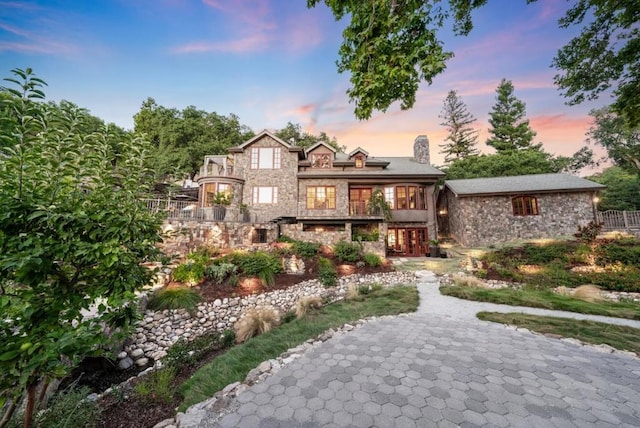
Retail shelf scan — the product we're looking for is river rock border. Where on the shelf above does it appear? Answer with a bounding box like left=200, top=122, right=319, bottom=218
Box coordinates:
left=117, top=271, right=417, bottom=369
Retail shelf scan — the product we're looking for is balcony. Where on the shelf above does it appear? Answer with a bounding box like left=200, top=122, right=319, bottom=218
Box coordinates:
left=349, top=201, right=382, bottom=217
left=144, top=199, right=250, bottom=222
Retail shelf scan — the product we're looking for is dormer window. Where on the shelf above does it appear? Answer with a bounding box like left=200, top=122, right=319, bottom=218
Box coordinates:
left=311, top=153, right=332, bottom=169
left=354, top=155, right=365, bottom=168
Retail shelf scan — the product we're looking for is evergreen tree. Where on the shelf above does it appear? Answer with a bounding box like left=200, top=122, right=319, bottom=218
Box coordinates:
left=438, top=90, right=479, bottom=163
left=486, top=79, right=539, bottom=153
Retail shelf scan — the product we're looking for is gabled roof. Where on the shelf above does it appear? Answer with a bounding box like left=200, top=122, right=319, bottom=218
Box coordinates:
left=298, top=157, right=445, bottom=178
left=444, top=173, right=606, bottom=197
left=306, top=141, right=337, bottom=156
left=231, top=129, right=294, bottom=150
left=348, top=147, right=369, bottom=158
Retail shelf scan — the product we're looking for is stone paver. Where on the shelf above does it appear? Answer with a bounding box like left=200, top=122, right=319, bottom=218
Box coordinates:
left=200, top=271, right=640, bottom=427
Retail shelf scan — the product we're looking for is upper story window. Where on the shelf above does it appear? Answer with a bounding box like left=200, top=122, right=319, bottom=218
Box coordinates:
left=253, top=186, right=278, bottom=204
left=384, top=186, right=427, bottom=210
left=354, top=155, right=365, bottom=168
left=512, top=196, right=539, bottom=216
left=311, top=153, right=332, bottom=169
left=251, top=147, right=281, bottom=169
left=307, top=186, right=336, bottom=209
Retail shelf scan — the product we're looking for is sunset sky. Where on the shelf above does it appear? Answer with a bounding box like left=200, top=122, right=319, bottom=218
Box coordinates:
left=0, top=0, right=610, bottom=169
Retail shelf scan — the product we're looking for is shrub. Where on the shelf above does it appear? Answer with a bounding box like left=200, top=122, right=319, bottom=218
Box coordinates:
left=187, top=246, right=218, bottom=265
left=370, top=283, right=384, bottom=292
left=522, top=242, right=571, bottom=264
left=221, top=330, right=236, bottom=348
left=574, top=221, right=603, bottom=243
left=292, top=240, right=320, bottom=258
left=165, top=333, right=222, bottom=366
left=451, top=274, right=485, bottom=288
left=594, top=239, right=640, bottom=267
left=282, top=310, right=297, bottom=324
left=134, top=367, right=176, bottom=404
left=363, top=252, right=382, bottom=267
left=358, top=285, right=371, bottom=295
left=333, top=240, right=361, bottom=263
left=172, top=261, right=206, bottom=285
left=19, top=386, right=100, bottom=428
left=573, top=285, right=604, bottom=303
left=148, top=287, right=203, bottom=315
left=226, top=251, right=282, bottom=287
left=318, top=257, right=338, bottom=287
left=205, top=262, right=238, bottom=284
left=345, top=283, right=359, bottom=300
left=295, top=296, right=323, bottom=318
left=276, top=235, right=296, bottom=243
left=234, top=307, right=281, bottom=343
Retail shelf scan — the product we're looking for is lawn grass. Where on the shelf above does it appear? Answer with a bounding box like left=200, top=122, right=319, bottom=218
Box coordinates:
left=477, top=312, right=640, bottom=355
left=179, top=285, right=419, bottom=410
left=440, top=285, right=640, bottom=320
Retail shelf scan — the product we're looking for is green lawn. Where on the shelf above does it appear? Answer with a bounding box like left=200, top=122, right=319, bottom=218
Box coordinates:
left=440, top=285, right=640, bottom=320
left=478, top=312, right=640, bottom=354
left=179, top=285, right=419, bottom=410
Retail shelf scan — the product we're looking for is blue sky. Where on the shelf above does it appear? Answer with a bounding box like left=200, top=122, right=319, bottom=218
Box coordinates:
left=0, top=0, right=609, bottom=168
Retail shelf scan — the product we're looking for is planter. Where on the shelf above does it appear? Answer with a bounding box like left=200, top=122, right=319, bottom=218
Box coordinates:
left=211, top=205, right=227, bottom=221
left=440, top=251, right=447, bottom=258
left=429, top=245, right=440, bottom=258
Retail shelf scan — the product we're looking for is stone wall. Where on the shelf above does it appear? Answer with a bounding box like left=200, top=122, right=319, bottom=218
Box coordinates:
left=444, top=191, right=597, bottom=247
left=234, top=135, right=299, bottom=222
left=297, top=178, right=350, bottom=218
left=281, top=223, right=387, bottom=257
left=161, top=220, right=278, bottom=257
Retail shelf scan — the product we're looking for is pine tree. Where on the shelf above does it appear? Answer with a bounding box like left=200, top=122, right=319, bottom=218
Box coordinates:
left=486, top=79, right=539, bottom=153
left=438, top=90, right=479, bottom=163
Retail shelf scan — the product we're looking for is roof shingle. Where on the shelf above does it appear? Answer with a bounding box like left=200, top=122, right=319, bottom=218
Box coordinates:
left=445, top=173, right=605, bottom=196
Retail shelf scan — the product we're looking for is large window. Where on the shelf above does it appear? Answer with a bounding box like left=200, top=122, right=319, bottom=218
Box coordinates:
left=512, top=196, right=539, bottom=216
left=307, top=186, right=336, bottom=209
left=252, top=186, right=278, bottom=204
left=384, top=186, right=426, bottom=210
left=251, top=147, right=281, bottom=169
left=204, top=183, right=231, bottom=207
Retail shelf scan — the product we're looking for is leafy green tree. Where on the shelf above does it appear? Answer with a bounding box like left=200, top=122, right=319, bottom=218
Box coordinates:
left=275, top=122, right=346, bottom=152
left=486, top=79, right=539, bottom=153
left=310, top=0, right=638, bottom=125
left=438, top=90, right=479, bottom=163
left=587, top=107, right=640, bottom=173
left=551, top=0, right=640, bottom=126
left=444, top=150, right=557, bottom=179
left=133, top=98, right=254, bottom=181
left=0, top=68, right=163, bottom=427
left=589, top=167, right=640, bottom=211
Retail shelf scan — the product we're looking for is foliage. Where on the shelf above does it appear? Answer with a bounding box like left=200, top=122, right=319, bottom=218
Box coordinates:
left=594, top=238, right=640, bottom=267
left=333, top=240, right=362, bottom=263
left=363, top=253, right=382, bottom=267
left=550, top=0, right=640, bottom=126
left=291, top=240, right=320, bottom=258
left=486, top=79, right=539, bottom=153
left=221, top=330, right=236, bottom=348
left=310, top=0, right=638, bottom=127
left=133, top=97, right=254, bottom=180
left=295, top=296, right=323, bottom=318
left=0, top=68, right=163, bottom=427
left=275, top=122, right=345, bottom=153
left=479, top=312, right=640, bottom=354
left=206, top=191, right=232, bottom=206
left=224, top=251, right=282, bottom=287
left=367, top=189, right=392, bottom=221
left=441, top=286, right=640, bottom=320
left=589, top=167, right=640, bottom=211
left=164, top=331, right=232, bottom=367
left=8, top=386, right=100, bottom=428
left=574, top=221, right=603, bottom=244
left=438, top=89, right=479, bottom=163
left=276, top=235, right=295, bottom=243
left=318, top=257, right=338, bottom=287
left=234, top=308, right=281, bottom=343
left=180, top=285, right=418, bottom=410
left=147, top=287, right=203, bottom=315
left=352, top=227, right=379, bottom=243
left=171, top=261, right=206, bottom=285
left=133, top=367, right=177, bottom=405
left=587, top=107, right=640, bottom=173
left=204, top=262, right=238, bottom=285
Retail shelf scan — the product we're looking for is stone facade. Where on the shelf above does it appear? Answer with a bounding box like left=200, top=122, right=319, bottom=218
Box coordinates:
left=413, top=135, right=430, bottom=164
left=281, top=223, right=387, bottom=257
left=442, top=190, right=598, bottom=247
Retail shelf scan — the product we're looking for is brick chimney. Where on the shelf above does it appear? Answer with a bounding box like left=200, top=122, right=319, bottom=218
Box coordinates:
left=413, top=135, right=430, bottom=164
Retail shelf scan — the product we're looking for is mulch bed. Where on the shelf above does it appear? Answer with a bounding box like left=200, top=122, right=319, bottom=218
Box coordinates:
left=95, top=255, right=394, bottom=428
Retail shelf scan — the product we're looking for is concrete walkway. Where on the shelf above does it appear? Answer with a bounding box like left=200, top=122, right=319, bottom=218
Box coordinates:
left=203, top=272, right=640, bottom=427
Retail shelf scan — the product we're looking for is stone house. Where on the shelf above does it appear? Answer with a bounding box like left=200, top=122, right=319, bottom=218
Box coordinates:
left=437, top=174, right=605, bottom=247
left=193, top=130, right=445, bottom=256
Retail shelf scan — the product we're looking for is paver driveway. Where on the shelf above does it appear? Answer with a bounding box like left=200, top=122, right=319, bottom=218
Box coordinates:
left=204, top=272, right=640, bottom=427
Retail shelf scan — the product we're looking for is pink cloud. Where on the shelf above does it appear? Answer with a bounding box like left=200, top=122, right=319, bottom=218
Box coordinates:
left=172, top=33, right=270, bottom=54
left=0, top=21, right=78, bottom=55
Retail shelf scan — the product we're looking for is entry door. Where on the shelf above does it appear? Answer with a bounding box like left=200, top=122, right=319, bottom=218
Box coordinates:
left=387, top=228, right=428, bottom=256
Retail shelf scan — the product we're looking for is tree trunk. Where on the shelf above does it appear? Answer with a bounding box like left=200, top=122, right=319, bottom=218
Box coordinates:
left=23, top=384, right=37, bottom=428
left=0, top=400, right=17, bottom=428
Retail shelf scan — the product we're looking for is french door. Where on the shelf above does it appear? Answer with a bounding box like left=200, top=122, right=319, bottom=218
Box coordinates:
left=387, top=227, right=428, bottom=256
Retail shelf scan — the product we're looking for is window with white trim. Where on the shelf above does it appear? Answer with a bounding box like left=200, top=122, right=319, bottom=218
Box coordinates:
left=252, top=186, right=278, bottom=204
left=251, top=147, right=281, bottom=169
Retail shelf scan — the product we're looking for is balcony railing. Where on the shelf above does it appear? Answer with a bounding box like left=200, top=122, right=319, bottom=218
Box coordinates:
left=143, top=199, right=249, bottom=222
left=198, top=164, right=243, bottom=178
left=349, top=201, right=382, bottom=217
